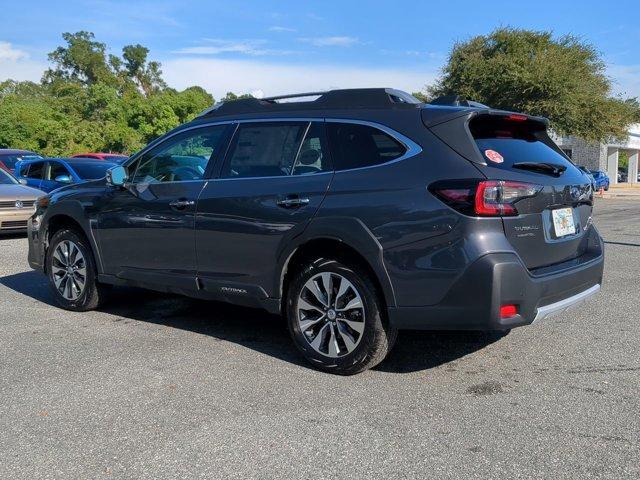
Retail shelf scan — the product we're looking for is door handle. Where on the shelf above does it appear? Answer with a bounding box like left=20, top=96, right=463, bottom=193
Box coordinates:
left=276, top=196, right=310, bottom=208
left=169, top=199, right=195, bottom=209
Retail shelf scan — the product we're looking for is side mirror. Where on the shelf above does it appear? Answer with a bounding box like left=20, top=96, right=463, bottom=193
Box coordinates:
left=106, top=165, right=128, bottom=187
left=55, top=175, right=72, bottom=184
left=18, top=178, right=28, bottom=185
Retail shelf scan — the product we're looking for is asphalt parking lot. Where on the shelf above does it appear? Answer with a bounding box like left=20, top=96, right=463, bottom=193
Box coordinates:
left=1, top=199, right=638, bottom=479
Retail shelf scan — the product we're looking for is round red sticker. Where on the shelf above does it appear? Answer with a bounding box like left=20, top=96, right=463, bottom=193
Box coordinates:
left=484, top=149, right=504, bottom=163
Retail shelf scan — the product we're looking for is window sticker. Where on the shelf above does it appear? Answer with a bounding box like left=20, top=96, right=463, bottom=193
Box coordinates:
left=484, top=149, right=504, bottom=163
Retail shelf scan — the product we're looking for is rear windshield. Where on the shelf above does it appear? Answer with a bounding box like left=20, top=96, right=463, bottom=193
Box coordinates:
left=71, top=162, right=115, bottom=180
left=470, top=116, right=571, bottom=169
left=0, top=154, right=41, bottom=170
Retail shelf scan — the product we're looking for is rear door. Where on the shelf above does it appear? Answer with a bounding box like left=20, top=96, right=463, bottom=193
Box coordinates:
left=468, top=115, right=594, bottom=270
left=195, top=120, right=333, bottom=299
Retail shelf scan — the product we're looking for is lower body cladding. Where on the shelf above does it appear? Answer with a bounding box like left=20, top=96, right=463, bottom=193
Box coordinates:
left=387, top=245, right=604, bottom=331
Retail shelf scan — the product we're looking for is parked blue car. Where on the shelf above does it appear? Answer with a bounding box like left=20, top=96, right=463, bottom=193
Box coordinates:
left=14, top=157, right=117, bottom=192
left=589, top=170, right=610, bottom=191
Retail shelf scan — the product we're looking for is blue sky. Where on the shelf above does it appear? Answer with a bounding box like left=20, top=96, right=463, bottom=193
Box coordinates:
left=1, top=0, right=639, bottom=99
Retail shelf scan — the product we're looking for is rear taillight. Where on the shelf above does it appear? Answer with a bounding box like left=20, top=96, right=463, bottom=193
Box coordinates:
left=431, top=180, right=541, bottom=217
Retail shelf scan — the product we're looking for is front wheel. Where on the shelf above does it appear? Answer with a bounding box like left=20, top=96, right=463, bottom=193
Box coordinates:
left=286, top=258, right=397, bottom=375
left=46, top=228, right=109, bottom=312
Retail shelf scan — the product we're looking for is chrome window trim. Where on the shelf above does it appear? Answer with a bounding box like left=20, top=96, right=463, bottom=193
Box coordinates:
left=125, top=117, right=423, bottom=182
left=324, top=118, right=423, bottom=173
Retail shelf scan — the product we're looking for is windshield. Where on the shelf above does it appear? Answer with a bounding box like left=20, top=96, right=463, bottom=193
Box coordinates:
left=0, top=169, right=19, bottom=185
left=0, top=154, right=42, bottom=170
left=71, top=162, right=115, bottom=180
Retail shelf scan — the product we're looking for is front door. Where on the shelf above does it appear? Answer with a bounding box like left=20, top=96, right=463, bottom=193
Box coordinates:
left=196, top=120, right=333, bottom=299
left=97, top=124, right=232, bottom=289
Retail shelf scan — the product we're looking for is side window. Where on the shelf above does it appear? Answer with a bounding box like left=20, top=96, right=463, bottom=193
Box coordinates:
left=222, top=122, right=307, bottom=178
left=132, top=125, right=228, bottom=184
left=48, top=162, right=70, bottom=180
left=25, top=162, right=45, bottom=179
left=327, top=122, right=407, bottom=171
left=292, top=122, right=331, bottom=176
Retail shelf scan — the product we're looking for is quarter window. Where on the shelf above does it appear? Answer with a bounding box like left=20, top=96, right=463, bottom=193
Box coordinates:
left=327, top=122, right=407, bottom=171
left=131, top=125, right=228, bottom=184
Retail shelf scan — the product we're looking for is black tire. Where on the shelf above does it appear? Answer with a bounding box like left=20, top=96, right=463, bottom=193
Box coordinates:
left=286, top=258, right=397, bottom=375
left=46, top=228, right=109, bottom=311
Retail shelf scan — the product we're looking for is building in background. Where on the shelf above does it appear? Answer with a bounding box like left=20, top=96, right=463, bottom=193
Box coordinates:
left=554, top=124, right=640, bottom=184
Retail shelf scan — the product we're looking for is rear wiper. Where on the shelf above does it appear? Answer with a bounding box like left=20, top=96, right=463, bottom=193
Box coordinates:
left=512, top=162, right=567, bottom=177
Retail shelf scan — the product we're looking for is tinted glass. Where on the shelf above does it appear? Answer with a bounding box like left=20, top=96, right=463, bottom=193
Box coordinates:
left=72, top=162, right=115, bottom=180
left=292, top=122, right=331, bottom=176
left=0, top=169, right=18, bottom=185
left=132, top=125, right=227, bottom=183
left=0, top=154, right=41, bottom=170
left=222, top=122, right=307, bottom=178
left=470, top=117, right=573, bottom=171
left=48, top=162, right=70, bottom=180
left=25, top=162, right=45, bottom=179
left=327, top=123, right=406, bottom=171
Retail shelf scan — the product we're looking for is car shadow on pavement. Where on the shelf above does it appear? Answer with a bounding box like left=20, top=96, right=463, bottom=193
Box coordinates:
left=1, top=270, right=504, bottom=374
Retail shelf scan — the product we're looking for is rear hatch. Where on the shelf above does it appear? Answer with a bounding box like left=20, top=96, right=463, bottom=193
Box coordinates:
left=426, top=110, right=595, bottom=271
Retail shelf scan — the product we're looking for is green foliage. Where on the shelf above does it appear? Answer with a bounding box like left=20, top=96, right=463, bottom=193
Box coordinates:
left=428, top=28, right=640, bottom=142
left=0, top=32, right=213, bottom=156
left=220, top=92, right=254, bottom=102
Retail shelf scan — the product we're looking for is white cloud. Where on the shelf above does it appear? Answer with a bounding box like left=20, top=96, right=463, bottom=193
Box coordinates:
left=0, top=42, right=47, bottom=82
left=0, top=42, right=28, bottom=61
left=173, top=39, right=296, bottom=57
left=161, top=57, right=436, bottom=100
left=268, top=26, right=297, bottom=33
left=607, top=64, right=640, bottom=98
left=298, top=36, right=360, bottom=47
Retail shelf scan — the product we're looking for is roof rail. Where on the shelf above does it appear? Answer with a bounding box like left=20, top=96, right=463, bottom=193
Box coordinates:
left=198, top=88, right=422, bottom=118
left=429, top=94, right=489, bottom=109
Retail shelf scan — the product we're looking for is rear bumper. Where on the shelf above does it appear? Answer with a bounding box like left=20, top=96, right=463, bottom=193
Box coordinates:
left=388, top=239, right=604, bottom=331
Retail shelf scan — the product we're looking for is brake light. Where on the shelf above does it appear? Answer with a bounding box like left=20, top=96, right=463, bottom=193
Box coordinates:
left=505, top=114, right=528, bottom=122
left=500, top=304, right=518, bottom=318
left=431, top=180, right=541, bottom=217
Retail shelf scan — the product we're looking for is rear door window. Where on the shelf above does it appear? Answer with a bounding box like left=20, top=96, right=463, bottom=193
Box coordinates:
left=221, top=122, right=307, bottom=178
left=327, top=122, right=406, bottom=171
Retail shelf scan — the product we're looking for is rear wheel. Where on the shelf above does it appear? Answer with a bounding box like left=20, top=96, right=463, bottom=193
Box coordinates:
left=286, top=258, right=396, bottom=375
left=46, top=228, right=109, bottom=311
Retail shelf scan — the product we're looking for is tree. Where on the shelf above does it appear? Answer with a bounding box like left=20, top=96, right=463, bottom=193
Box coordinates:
left=44, top=31, right=113, bottom=85
left=427, top=28, right=639, bottom=142
left=220, top=92, right=254, bottom=102
left=122, top=44, right=166, bottom=96
left=1, top=32, right=214, bottom=155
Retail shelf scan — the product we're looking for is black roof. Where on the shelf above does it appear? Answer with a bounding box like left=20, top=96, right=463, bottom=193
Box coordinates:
left=198, top=88, right=423, bottom=118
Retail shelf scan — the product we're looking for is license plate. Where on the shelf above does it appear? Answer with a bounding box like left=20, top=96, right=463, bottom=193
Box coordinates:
left=552, top=207, right=576, bottom=237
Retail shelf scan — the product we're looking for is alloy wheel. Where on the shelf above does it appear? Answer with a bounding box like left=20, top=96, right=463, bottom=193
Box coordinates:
left=297, top=272, right=365, bottom=358
left=51, top=240, right=87, bottom=301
